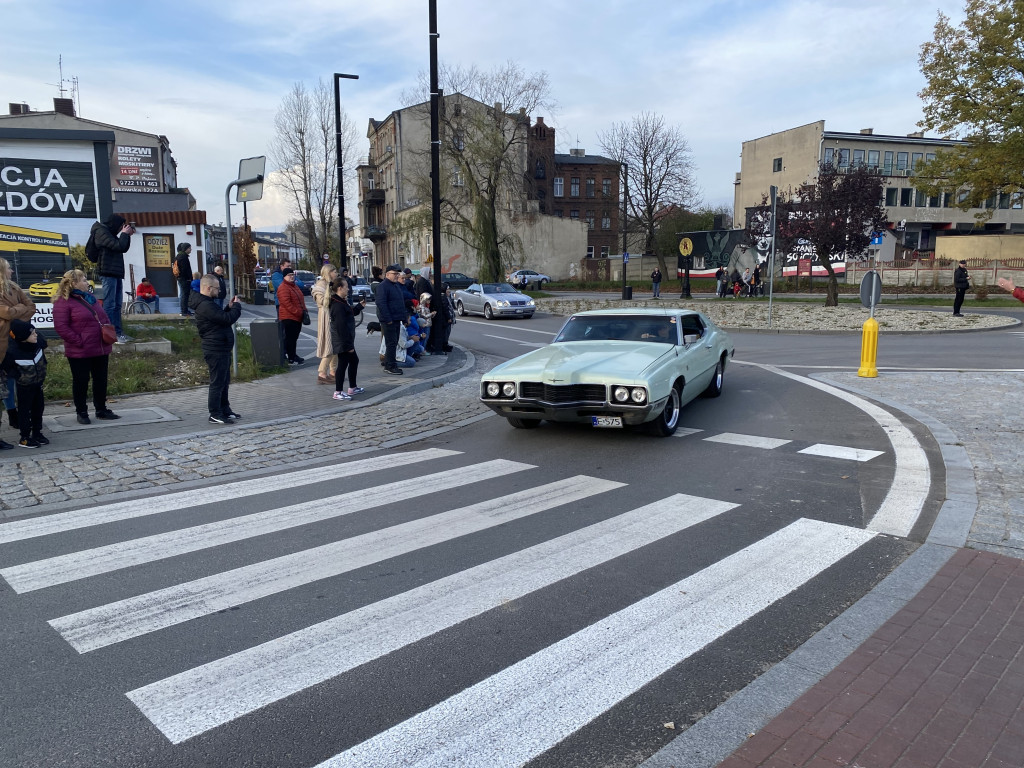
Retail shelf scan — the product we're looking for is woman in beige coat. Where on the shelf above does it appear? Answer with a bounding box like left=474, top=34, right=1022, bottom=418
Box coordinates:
left=0, top=257, right=36, bottom=448
left=312, top=264, right=338, bottom=384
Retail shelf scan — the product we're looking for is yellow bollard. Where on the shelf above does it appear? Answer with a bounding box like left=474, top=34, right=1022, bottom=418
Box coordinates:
left=858, top=316, right=878, bottom=378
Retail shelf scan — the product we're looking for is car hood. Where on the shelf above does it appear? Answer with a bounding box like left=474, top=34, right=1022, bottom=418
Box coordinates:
left=486, top=342, right=673, bottom=383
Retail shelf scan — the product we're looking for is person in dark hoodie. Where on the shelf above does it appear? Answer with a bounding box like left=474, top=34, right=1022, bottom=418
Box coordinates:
left=174, top=243, right=194, bottom=317
left=91, top=214, right=135, bottom=343
left=194, top=274, right=243, bottom=424
left=328, top=278, right=365, bottom=400
left=3, top=319, right=49, bottom=448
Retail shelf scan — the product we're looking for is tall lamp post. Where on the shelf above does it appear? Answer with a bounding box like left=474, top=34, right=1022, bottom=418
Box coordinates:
left=621, top=162, right=630, bottom=300
left=334, top=72, right=359, bottom=271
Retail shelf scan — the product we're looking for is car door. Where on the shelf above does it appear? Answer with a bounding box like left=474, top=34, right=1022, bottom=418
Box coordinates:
left=678, top=313, right=717, bottom=394
left=463, top=284, right=483, bottom=315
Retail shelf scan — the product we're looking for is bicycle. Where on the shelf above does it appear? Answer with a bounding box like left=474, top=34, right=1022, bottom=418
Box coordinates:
left=124, top=288, right=156, bottom=315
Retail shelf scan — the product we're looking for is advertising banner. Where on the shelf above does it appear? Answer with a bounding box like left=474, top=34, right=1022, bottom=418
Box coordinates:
left=143, top=234, right=172, bottom=268
left=115, top=144, right=160, bottom=193
left=0, top=158, right=97, bottom=219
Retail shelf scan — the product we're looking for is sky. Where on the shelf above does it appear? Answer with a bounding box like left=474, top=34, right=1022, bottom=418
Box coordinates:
left=0, top=0, right=966, bottom=231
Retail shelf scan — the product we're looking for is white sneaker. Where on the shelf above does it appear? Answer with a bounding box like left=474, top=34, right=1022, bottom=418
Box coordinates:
left=332, top=391, right=352, bottom=401
left=116, top=334, right=131, bottom=344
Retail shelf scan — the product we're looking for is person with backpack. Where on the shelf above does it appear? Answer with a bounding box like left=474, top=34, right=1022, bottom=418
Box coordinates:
left=2, top=320, right=49, bottom=448
left=173, top=243, right=193, bottom=317
left=89, top=214, right=135, bottom=343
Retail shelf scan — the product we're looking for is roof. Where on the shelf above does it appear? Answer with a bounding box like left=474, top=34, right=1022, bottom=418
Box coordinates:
left=0, top=111, right=169, bottom=145
left=822, top=130, right=962, bottom=147
left=554, top=153, right=617, bottom=166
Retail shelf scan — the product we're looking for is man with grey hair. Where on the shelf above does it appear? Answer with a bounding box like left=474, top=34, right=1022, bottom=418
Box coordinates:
left=194, top=274, right=243, bottom=424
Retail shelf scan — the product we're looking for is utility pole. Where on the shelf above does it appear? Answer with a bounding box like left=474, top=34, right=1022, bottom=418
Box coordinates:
left=429, top=0, right=444, bottom=347
left=334, top=72, right=359, bottom=270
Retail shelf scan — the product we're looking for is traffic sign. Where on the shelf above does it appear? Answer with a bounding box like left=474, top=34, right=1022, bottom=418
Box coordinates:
left=623, top=252, right=629, bottom=263
left=860, top=270, right=882, bottom=309
left=678, top=238, right=693, bottom=257
left=236, top=156, right=266, bottom=202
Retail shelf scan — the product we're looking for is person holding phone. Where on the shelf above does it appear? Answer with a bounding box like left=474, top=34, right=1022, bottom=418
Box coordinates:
left=90, top=214, right=135, bottom=343
left=194, top=274, right=243, bottom=424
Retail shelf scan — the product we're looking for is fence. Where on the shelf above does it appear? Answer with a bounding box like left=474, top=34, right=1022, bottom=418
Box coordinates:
left=846, top=258, right=1024, bottom=288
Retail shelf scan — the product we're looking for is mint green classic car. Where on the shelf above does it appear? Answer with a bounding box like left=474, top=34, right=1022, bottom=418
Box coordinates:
left=480, top=308, right=734, bottom=436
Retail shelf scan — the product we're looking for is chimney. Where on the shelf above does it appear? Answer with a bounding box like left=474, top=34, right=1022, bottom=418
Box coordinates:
left=860, top=128, right=873, bottom=134
left=570, top=148, right=586, bottom=157
left=535, top=116, right=545, bottom=126
left=907, top=130, right=924, bottom=138
left=53, top=97, right=75, bottom=117
left=8, top=103, right=28, bottom=115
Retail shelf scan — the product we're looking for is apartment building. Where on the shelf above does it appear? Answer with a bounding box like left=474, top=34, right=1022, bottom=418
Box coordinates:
left=734, top=120, right=1024, bottom=254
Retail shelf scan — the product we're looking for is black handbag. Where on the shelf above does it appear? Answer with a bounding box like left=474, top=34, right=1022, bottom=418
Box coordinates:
left=301, top=309, right=311, bottom=326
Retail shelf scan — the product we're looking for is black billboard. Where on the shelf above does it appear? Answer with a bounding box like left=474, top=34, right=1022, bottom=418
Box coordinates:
left=0, top=158, right=98, bottom=218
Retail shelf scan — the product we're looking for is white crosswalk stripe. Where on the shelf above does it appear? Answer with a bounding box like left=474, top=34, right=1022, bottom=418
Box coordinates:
left=0, top=448, right=886, bottom=766
left=704, top=432, right=791, bottom=450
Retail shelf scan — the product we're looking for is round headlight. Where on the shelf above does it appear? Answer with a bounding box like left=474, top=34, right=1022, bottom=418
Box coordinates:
left=631, top=387, right=647, bottom=403
left=502, top=382, right=516, bottom=397
left=486, top=382, right=500, bottom=397
left=613, top=386, right=630, bottom=402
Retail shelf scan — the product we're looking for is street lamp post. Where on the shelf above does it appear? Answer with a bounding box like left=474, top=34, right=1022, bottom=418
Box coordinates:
left=334, top=72, right=359, bottom=271
left=621, top=162, right=630, bottom=300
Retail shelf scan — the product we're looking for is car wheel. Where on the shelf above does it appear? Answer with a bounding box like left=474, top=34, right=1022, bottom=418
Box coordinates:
left=539, top=278, right=548, bottom=287
left=702, top=358, right=725, bottom=398
left=507, top=416, right=541, bottom=429
left=651, top=383, right=682, bottom=437
left=484, top=304, right=494, bottom=319
left=456, top=300, right=466, bottom=317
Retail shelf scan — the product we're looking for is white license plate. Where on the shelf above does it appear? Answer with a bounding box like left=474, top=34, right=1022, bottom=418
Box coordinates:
left=591, top=416, right=623, bottom=428
left=515, top=309, right=523, bottom=313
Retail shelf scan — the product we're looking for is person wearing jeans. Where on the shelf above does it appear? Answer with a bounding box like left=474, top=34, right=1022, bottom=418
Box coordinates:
left=91, top=214, right=134, bottom=341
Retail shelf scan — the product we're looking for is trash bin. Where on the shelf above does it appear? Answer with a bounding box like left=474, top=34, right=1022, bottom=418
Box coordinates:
left=250, top=318, right=286, bottom=369
left=621, top=286, right=633, bottom=300
left=254, top=289, right=267, bottom=305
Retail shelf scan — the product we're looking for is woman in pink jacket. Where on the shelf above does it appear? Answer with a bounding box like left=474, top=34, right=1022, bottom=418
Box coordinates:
left=53, top=270, right=118, bottom=425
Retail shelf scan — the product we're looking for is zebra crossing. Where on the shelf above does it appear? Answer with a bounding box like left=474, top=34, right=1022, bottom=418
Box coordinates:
left=0, top=441, right=901, bottom=768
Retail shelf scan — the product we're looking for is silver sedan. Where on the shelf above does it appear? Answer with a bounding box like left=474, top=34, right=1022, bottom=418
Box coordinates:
left=453, top=282, right=536, bottom=320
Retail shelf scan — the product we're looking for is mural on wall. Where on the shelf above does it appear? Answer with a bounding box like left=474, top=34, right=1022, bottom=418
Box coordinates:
left=677, top=228, right=847, bottom=277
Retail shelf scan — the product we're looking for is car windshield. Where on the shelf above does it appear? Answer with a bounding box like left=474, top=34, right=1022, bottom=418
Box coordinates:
left=554, top=315, right=678, bottom=344
left=355, top=277, right=368, bottom=285
left=483, top=283, right=519, bottom=294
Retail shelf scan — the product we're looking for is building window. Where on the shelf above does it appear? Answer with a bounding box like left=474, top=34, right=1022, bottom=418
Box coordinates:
left=824, top=147, right=834, bottom=165
left=553, top=177, right=564, bottom=197
left=585, top=210, right=595, bottom=229
left=586, top=178, right=595, bottom=197
left=999, top=192, right=1011, bottom=209
left=896, top=152, right=909, bottom=171
left=602, top=178, right=611, bottom=195
left=838, top=149, right=850, bottom=167
left=601, top=213, right=611, bottom=229
left=1013, top=193, right=1023, bottom=209
left=600, top=246, right=610, bottom=257
left=368, top=173, right=375, bottom=190
left=885, top=187, right=898, bottom=206
left=772, top=157, right=783, bottom=172
left=900, top=188, right=913, bottom=206
left=911, top=152, right=923, bottom=171
left=555, top=209, right=563, bottom=218
left=535, top=160, right=546, bottom=179
left=853, top=149, right=865, bottom=167
left=915, top=189, right=926, bottom=207
left=587, top=246, right=595, bottom=258
left=570, top=177, right=580, bottom=197
left=452, top=169, right=464, bottom=187
left=570, top=210, right=579, bottom=220
left=883, top=151, right=894, bottom=174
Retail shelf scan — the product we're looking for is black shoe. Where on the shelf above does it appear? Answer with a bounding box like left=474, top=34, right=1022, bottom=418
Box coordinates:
left=953, top=313, right=964, bottom=317
left=95, top=410, right=120, bottom=420
left=294, top=356, right=304, bottom=364
left=32, top=433, right=49, bottom=446
left=208, top=415, right=229, bottom=424
left=225, top=412, right=241, bottom=420
left=18, top=437, right=40, bottom=448
left=0, top=440, right=13, bottom=450
left=77, top=413, right=91, bottom=425
left=384, top=367, right=404, bottom=376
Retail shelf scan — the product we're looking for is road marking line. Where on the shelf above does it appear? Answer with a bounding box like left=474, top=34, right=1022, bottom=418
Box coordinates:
left=4, top=459, right=530, bottom=594
left=51, top=474, right=619, bottom=654
left=704, top=432, right=791, bottom=450
left=672, top=427, right=705, bottom=437
left=127, top=492, right=735, bottom=743
left=741, top=362, right=930, bottom=537
left=314, top=519, right=875, bottom=768
left=0, top=448, right=460, bottom=545
left=799, top=444, right=884, bottom=462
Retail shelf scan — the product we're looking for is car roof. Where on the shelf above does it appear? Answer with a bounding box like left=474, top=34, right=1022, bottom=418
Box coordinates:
left=570, top=308, right=702, bottom=318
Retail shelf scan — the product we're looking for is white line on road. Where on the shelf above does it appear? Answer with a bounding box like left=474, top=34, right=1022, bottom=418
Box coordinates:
left=314, top=518, right=875, bottom=768
left=0, top=449, right=460, bottom=546
left=51, top=473, right=615, bottom=654
left=4, top=459, right=529, bottom=594
left=673, top=427, right=705, bottom=437
left=704, top=432, right=792, bottom=450
left=799, top=444, right=884, bottom=462
left=127, top=492, right=734, bottom=743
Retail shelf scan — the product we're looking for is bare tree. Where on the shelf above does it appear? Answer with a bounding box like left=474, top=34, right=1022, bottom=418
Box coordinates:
left=397, top=61, right=556, bottom=281
left=268, top=79, right=359, bottom=262
left=598, top=113, right=700, bottom=276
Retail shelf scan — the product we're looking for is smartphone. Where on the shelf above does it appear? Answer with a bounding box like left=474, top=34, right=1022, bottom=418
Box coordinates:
left=129, top=221, right=137, bottom=229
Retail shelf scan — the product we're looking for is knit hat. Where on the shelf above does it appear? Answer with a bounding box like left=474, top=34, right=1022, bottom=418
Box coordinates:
left=281, top=268, right=295, bottom=277
left=403, top=268, right=412, bottom=275
left=177, top=242, right=191, bottom=253
left=9, top=319, right=34, bottom=342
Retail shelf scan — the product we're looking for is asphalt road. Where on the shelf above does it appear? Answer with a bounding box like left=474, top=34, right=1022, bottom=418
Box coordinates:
left=0, top=300, right=984, bottom=768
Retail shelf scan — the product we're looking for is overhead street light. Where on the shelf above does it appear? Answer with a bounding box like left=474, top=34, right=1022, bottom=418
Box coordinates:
left=334, top=72, right=359, bottom=271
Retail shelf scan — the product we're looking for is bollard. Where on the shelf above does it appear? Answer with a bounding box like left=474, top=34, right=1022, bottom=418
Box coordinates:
left=857, top=317, right=878, bottom=378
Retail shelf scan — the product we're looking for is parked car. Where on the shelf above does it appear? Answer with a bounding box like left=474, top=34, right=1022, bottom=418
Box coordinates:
left=507, top=269, right=551, bottom=288
left=29, top=279, right=96, bottom=299
left=254, top=270, right=270, bottom=290
left=352, top=276, right=374, bottom=302
left=479, top=308, right=734, bottom=436
left=293, top=270, right=316, bottom=296
left=453, top=282, right=536, bottom=320
left=441, top=272, right=476, bottom=291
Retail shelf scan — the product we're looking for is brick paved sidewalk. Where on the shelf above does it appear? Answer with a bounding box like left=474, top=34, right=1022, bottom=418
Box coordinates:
left=716, top=548, right=1024, bottom=768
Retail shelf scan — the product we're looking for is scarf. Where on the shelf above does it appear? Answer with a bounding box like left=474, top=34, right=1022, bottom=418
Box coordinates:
left=72, top=288, right=97, bottom=305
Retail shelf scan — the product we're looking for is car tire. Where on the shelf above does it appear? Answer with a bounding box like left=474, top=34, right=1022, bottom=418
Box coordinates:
left=650, top=383, right=682, bottom=437
left=484, top=304, right=494, bottom=320
left=539, top=278, right=548, bottom=287
left=456, top=300, right=466, bottom=317
left=702, top=358, right=725, bottom=398
left=507, top=416, right=541, bottom=429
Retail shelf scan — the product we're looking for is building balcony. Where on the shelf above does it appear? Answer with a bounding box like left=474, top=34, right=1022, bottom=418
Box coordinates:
left=363, top=188, right=385, bottom=204
left=365, top=225, right=388, bottom=240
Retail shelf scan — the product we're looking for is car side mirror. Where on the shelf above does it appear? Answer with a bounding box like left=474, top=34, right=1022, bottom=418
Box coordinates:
left=683, top=334, right=699, bottom=345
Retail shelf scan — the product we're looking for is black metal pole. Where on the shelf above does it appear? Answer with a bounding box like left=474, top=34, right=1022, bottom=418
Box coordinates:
left=682, top=254, right=691, bottom=299
left=429, top=0, right=443, bottom=304
left=621, top=163, right=629, bottom=300
left=334, top=72, right=359, bottom=271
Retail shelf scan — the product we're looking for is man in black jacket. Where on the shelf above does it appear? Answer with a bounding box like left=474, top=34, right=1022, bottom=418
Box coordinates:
left=375, top=264, right=409, bottom=375
left=91, top=214, right=135, bottom=343
left=953, top=259, right=970, bottom=317
left=174, top=243, right=194, bottom=317
left=195, top=274, right=243, bottom=424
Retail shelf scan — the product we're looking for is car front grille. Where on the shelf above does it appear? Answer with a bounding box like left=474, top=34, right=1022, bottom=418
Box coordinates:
left=509, top=299, right=529, bottom=306
left=519, top=382, right=606, bottom=404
